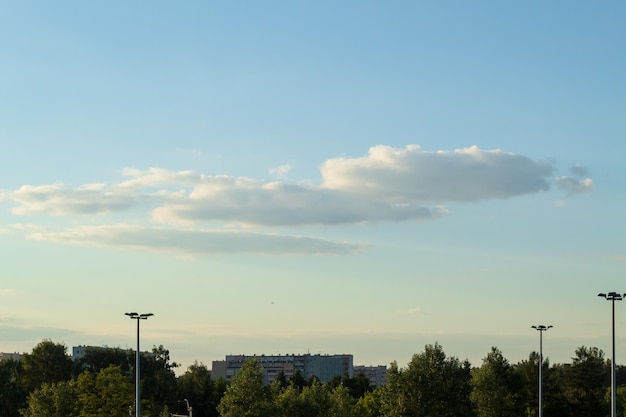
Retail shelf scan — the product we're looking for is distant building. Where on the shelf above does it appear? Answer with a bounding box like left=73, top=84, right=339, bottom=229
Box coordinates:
left=212, top=353, right=353, bottom=385
left=353, top=365, right=387, bottom=387
left=0, top=352, right=23, bottom=362
left=72, top=345, right=90, bottom=361
left=72, top=345, right=151, bottom=361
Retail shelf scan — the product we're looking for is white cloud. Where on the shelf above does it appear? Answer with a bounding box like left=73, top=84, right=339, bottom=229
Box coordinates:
left=27, top=224, right=369, bottom=256
left=151, top=180, right=439, bottom=226
left=4, top=145, right=556, bottom=226
left=118, top=167, right=206, bottom=189
left=402, top=307, right=426, bottom=315
left=0, top=145, right=557, bottom=226
left=0, top=289, right=16, bottom=296
left=9, top=183, right=150, bottom=216
left=555, top=176, right=594, bottom=194
left=10, top=223, right=46, bottom=232
left=0, top=144, right=589, bottom=255
left=269, top=164, right=292, bottom=178
left=320, top=145, right=553, bottom=202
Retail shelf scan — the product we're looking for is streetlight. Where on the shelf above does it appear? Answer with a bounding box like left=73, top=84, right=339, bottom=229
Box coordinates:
left=185, top=399, right=193, bottom=417
left=598, top=292, right=625, bottom=417
left=531, top=325, right=552, bottom=417
left=126, top=312, right=154, bottom=417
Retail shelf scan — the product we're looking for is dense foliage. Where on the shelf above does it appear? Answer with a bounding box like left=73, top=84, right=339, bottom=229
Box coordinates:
left=1, top=340, right=625, bottom=417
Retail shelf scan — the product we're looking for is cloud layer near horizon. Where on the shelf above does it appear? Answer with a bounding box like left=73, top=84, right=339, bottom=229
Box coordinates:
left=0, top=145, right=592, bottom=255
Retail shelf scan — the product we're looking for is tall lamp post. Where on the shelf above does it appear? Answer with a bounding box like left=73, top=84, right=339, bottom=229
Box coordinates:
left=532, top=325, right=552, bottom=417
left=598, top=292, right=625, bottom=417
left=126, top=312, right=153, bottom=417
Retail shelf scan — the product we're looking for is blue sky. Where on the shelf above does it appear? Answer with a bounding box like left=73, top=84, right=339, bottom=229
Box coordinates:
left=0, top=1, right=624, bottom=372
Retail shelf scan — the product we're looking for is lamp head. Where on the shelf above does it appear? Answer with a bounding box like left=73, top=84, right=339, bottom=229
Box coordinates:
left=599, top=292, right=625, bottom=301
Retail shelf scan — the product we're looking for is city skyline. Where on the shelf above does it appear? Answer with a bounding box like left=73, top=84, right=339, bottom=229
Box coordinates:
left=1, top=1, right=625, bottom=373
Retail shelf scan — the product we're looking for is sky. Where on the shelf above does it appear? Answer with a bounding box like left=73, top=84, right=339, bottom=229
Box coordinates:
left=0, top=1, right=625, bottom=374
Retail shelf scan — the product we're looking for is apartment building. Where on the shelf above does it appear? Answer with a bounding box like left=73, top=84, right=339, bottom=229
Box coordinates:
left=353, top=365, right=387, bottom=387
left=0, top=352, right=23, bottom=362
left=212, top=353, right=353, bottom=385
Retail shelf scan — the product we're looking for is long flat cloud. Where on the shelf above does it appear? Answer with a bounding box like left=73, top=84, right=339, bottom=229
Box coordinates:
left=0, top=144, right=592, bottom=255
left=27, top=224, right=368, bottom=256
left=321, top=145, right=553, bottom=201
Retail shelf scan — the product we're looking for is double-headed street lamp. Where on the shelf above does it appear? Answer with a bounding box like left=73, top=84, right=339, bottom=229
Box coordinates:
left=598, top=292, right=625, bottom=417
left=126, top=312, right=153, bottom=417
left=532, top=325, right=552, bottom=417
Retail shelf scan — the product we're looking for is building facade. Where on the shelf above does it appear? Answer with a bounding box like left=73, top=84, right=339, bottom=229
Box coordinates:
left=0, top=352, right=23, bottom=362
left=212, top=353, right=353, bottom=385
left=72, top=345, right=151, bottom=361
left=353, top=365, right=387, bottom=387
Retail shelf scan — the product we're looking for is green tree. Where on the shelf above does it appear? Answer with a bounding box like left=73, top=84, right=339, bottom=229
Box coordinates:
left=141, top=345, right=179, bottom=417
left=562, top=346, right=609, bottom=417
left=20, top=380, right=79, bottom=417
left=299, top=379, right=330, bottom=417
left=342, top=373, right=372, bottom=399
left=357, top=388, right=382, bottom=417
left=73, top=346, right=133, bottom=376
left=605, top=386, right=626, bottom=417
left=177, top=361, right=223, bottom=417
left=217, top=357, right=273, bottom=417
left=541, top=363, right=569, bottom=417
left=21, top=340, right=73, bottom=393
left=471, top=347, right=525, bottom=417
left=0, top=359, right=26, bottom=417
left=328, top=384, right=359, bottom=417
left=273, top=384, right=304, bottom=417
left=76, top=365, right=134, bottom=417
left=380, top=343, right=474, bottom=417
left=380, top=361, right=406, bottom=417
left=158, top=405, right=171, bottom=417
left=291, top=370, right=307, bottom=389
left=515, top=352, right=540, bottom=416
left=516, top=352, right=569, bottom=417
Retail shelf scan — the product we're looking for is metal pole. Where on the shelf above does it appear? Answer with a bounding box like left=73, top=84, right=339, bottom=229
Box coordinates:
left=532, top=325, right=552, bottom=417
left=539, top=329, right=543, bottom=417
left=136, top=317, right=141, bottom=417
left=599, top=292, right=624, bottom=417
left=126, top=312, right=153, bottom=417
left=612, top=298, right=616, bottom=417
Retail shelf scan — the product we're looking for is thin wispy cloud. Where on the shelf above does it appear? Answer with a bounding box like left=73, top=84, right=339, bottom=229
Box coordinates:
left=269, top=164, right=292, bottom=178
left=27, top=224, right=369, bottom=256
left=0, top=145, right=591, bottom=256
left=400, top=307, right=426, bottom=315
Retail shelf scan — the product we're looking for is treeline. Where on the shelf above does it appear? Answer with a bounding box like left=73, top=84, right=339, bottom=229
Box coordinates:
left=1, top=340, right=626, bottom=417
left=0, top=340, right=224, bottom=417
